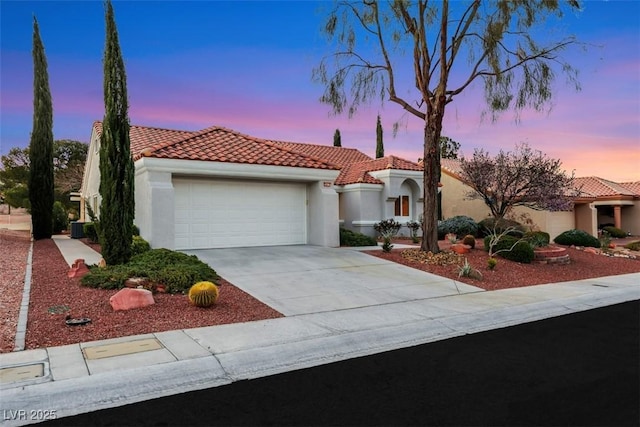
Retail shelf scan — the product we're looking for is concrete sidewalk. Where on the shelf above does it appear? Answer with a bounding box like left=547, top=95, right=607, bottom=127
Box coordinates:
left=1, top=240, right=638, bottom=426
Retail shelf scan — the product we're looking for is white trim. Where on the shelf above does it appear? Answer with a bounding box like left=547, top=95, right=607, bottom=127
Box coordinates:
left=135, top=157, right=339, bottom=182
left=336, top=183, right=384, bottom=193
left=352, top=220, right=378, bottom=226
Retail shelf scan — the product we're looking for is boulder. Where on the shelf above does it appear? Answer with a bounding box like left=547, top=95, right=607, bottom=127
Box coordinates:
left=68, top=259, right=90, bottom=278
left=109, top=288, right=155, bottom=311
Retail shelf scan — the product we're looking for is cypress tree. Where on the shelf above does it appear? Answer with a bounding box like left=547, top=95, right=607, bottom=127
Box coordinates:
left=28, top=17, right=54, bottom=240
left=375, top=115, right=384, bottom=158
left=99, top=0, right=134, bottom=265
left=333, top=129, right=342, bottom=147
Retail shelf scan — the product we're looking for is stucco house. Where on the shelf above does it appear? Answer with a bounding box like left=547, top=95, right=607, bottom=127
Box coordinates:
left=80, top=121, right=427, bottom=250
left=439, top=158, right=640, bottom=239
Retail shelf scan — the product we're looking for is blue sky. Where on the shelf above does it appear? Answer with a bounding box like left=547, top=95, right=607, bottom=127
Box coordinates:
left=1, top=0, right=638, bottom=181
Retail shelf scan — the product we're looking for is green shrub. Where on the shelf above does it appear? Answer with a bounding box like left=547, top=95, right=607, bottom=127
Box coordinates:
left=624, top=241, right=640, bottom=251
left=602, top=226, right=626, bottom=238
left=483, top=235, right=534, bottom=263
left=438, top=216, right=479, bottom=239
left=554, top=229, right=601, bottom=248
left=523, top=231, right=550, bottom=248
left=340, top=228, right=377, bottom=246
left=374, top=219, right=402, bottom=252
left=406, top=220, right=421, bottom=243
left=81, top=248, right=218, bottom=294
left=83, top=222, right=100, bottom=243
left=478, top=217, right=526, bottom=237
left=131, top=235, right=151, bottom=256
left=52, top=201, right=68, bottom=233
left=133, top=224, right=140, bottom=236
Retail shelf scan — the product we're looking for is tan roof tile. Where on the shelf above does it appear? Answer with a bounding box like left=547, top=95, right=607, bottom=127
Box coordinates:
left=573, top=176, right=638, bottom=198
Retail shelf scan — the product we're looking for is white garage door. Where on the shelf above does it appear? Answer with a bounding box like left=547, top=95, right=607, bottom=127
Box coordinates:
left=173, top=178, right=307, bottom=249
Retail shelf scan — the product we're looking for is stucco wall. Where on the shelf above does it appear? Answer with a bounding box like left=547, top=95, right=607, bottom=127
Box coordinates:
left=307, top=181, right=339, bottom=247
left=622, top=203, right=640, bottom=236
left=440, top=172, right=490, bottom=221
left=339, top=184, right=383, bottom=238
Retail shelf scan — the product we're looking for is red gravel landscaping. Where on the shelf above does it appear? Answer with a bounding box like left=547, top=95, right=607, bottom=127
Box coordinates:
left=1, top=230, right=638, bottom=352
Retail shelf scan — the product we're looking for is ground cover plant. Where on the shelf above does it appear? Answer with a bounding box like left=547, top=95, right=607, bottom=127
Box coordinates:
left=81, top=248, right=219, bottom=294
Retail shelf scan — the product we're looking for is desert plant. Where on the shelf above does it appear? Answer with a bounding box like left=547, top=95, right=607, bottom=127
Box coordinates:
left=602, top=226, right=626, bottom=238
left=188, top=281, right=219, bottom=307
left=554, top=229, right=601, bottom=248
left=374, top=218, right=402, bottom=252
left=131, top=235, right=151, bottom=256
left=52, top=201, right=68, bottom=233
left=624, top=241, right=640, bottom=251
left=438, top=215, right=479, bottom=239
left=406, top=220, right=421, bottom=243
left=462, top=234, right=476, bottom=249
left=485, top=235, right=534, bottom=263
left=487, top=257, right=498, bottom=270
left=483, top=224, right=534, bottom=263
left=339, top=227, right=377, bottom=247
left=523, top=231, right=550, bottom=248
left=599, top=230, right=612, bottom=250
left=457, top=258, right=483, bottom=280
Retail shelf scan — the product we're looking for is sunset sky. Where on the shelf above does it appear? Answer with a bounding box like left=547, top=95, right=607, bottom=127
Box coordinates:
left=1, top=0, right=638, bottom=182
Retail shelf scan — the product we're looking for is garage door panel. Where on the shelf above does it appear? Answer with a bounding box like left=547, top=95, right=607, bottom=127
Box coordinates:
left=173, top=178, right=306, bottom=249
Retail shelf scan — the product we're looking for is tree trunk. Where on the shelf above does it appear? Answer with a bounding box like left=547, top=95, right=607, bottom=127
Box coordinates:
left=420, top=100, right=445, bottom=253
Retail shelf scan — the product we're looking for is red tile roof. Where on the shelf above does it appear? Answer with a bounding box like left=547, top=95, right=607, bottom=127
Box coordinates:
left=334, top=156, right=423, bottom=185
left=440, top=158, right=463, bottom=176
left=270, top=140, right=372, bottom=167
left=574, top=177, right=638, bottom=199
left=93, top=121, right=195, bottom=155
left=93, top=121, right=338, bottom=170
left=619, top=181, right=640, bottom=196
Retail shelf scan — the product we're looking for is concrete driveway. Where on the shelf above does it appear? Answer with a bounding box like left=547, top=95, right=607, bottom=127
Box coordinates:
left=184, top=245, right=483, bottom=316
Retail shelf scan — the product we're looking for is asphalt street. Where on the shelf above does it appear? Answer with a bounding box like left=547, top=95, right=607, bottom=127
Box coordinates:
left=47, top=300, right=639, bottom=427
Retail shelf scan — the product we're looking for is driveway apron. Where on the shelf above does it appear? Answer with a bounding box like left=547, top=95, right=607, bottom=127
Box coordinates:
left=183, top=245, right=483, bottom=316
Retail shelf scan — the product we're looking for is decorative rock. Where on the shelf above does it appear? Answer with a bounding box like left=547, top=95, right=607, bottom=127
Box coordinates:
left=109, top=288, right=155, bottom=311
left=450, top=243, right=471, bottom=254
left=98, top=258, right=107, bottom=268
left=68, top=259, right=90, bottom=278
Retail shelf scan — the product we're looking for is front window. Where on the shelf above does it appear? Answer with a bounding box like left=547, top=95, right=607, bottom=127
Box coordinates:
left=395, top=195, right=410, bottom=217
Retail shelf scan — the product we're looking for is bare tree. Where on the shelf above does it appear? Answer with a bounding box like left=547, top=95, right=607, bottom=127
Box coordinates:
left=460, top=143, right=577, bottom=220
left=313, top=0, right=581, bottom=253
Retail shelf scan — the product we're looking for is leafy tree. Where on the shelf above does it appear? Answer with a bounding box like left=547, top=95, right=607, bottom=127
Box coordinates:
left=0, top=148, right=30, bottom=187
left=28, top=17, right=54, bottom=240
left=333, top=128, right=342, bottom=147
left=53, top=140, right=88, bottom=196
left=0, top=141, right=87, bottom=211
left=314, top=0, right=581, bottom=253
left=440, top=136, right=460, bottom=159
left=459, top=143, right=577, bottom=220
left=99, top=0, right=135, bottom=265
left=375, top=114, right=384, bottom=158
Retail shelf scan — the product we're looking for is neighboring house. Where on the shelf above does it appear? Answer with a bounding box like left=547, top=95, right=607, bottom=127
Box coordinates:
left=80, top=122, right=427, bottom=249
left=439, top=158, right=640, bottom=239
left=573, top=177, right=640, bottom=236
